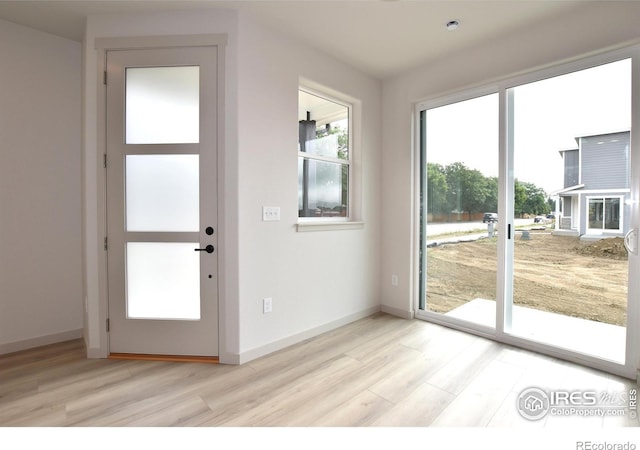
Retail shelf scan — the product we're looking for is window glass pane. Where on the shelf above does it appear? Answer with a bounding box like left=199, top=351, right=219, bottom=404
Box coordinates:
left=421, top=93, right=498, bottom=328
left=126, top=154, right=199, bottom=232
left=605, top=197, right=621, bottom=230
left=298, top=158, right=348, bottom=217
left=126, top=242, right=200, bottom=320
left=509, top=59, right=629, bottom=363
left=589, top=198, right=604, bottom=229
left=126, top=66, right=199, bottom=144
left=305, top=133, right=341, bottom=158
left=298, top=90, right=349, bottom=160
left=298, top=88, right=351, bottom=220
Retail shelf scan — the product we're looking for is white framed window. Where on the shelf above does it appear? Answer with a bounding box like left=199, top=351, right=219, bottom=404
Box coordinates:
left=298, top=87, right=352, bottom=222
left=587, top=195, right=623, bottom=233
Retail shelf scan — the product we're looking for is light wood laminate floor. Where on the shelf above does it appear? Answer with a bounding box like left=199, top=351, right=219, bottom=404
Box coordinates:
left=1, top=313, right=638, bottom=427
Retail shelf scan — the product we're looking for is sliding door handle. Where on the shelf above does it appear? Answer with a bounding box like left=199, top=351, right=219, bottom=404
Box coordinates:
left=624, top=229, right=638, bottom=256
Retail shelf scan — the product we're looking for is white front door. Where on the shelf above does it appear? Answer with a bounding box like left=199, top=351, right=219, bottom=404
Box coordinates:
left=106, top=46, right=218, bottom=356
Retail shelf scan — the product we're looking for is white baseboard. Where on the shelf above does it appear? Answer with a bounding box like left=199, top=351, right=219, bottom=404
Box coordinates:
left=85, top=342, right=108, bottom=359
left=219, top=351, right=240, bottom=365
left=380, top=304, right=414, bottom=320
left=0, top=329, right=83, bottom=355
left=238, top=305, right=380, bottom=364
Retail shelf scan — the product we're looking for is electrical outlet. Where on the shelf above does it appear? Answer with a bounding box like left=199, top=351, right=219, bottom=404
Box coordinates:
left=262, top=206, right=280, bottom=221
left=391, top=275, right=398, bottom=286
left=263, top=297, right=273, bottom=314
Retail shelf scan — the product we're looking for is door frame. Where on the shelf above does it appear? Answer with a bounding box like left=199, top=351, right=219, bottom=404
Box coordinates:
left=413, top=44, right=640, bottom=380
left=94, top=34, right=229, bottom=360
left=105, top=46, right=218, bottom=356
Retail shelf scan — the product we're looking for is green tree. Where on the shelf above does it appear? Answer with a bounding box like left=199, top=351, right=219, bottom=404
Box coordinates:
left=445, top=162, right=489, bottom=220
left=483, top=176, right=498, bottom=213
left=426, top=163, right=448, bottom=215
left=317, top=124, right=348, bottom=159
left=315, top=124, right=349, bottom=212
left=514, top=180, right=527, bottom=216
left=426, top=161, right=551, bottom=220
left=521, top=182, right=550, bottom=215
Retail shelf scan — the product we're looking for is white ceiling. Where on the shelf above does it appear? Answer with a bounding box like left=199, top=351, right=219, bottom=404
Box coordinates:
left=0, top=1, right=592, bottom=79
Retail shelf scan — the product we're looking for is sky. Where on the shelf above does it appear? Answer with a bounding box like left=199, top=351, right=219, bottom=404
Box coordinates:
left=425, top=58, right=631, bottom=195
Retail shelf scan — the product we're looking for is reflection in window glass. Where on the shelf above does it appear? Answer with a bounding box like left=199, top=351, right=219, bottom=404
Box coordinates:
left=605, top=198, right=621, bottom=230
left=589, top=197, right=621, bottom=230
left=589, top=198, right=604, bottom=229
left=297, top=158, right=348, bottom=217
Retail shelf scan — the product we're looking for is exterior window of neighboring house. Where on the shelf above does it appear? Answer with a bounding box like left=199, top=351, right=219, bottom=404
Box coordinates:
left=298, top=88, right=351, bottom=220
left=553, top=129, right=630, bottom=235
left=588, top=196, right=622, bottom=231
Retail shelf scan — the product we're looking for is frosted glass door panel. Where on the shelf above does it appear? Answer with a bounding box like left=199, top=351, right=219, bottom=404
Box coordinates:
left=127, top=243, right=201, bottom=320
left=126, top=66, right=199, bottom=144
left=126, top=154, right=199, bottom=232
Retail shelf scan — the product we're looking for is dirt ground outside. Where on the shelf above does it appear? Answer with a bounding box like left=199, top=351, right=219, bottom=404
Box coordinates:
left=426, top=233, right=628, bottom=326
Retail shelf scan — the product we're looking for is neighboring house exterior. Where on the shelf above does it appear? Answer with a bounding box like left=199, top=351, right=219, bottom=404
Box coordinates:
left=552, top=130, right=630, bottom=239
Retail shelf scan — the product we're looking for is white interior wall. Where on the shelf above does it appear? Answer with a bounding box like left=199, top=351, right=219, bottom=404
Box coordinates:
left=83, top=9, right=240, bottom=359
left=380, top=2, right=640, bottom=317
left=6, top=1, right=637, bottom=363
left=0, top=19, right=83, bottom=353
left=83, top=8, right=382, bottom=362
left=236, top=13, right=381, bottom=360
left=5, top=1, right=636, bottom=364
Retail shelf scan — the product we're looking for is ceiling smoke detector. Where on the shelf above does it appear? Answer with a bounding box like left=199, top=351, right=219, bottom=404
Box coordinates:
left=446, top=20, right=459, bottom=31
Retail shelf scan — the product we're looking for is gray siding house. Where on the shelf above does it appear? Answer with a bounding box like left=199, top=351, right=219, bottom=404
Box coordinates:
left=552, top=130, right=630, bottom=238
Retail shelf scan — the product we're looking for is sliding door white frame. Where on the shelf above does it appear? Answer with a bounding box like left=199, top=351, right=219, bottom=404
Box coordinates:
left=414, top=45, right=640, bottom=380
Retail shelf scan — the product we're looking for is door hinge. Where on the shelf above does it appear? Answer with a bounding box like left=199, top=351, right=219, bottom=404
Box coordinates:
left=103, top=70, right=107, bottom=85
left=103, top=154, right=107, bottom=169
left=106, top=318, right=110, bottom=332
left=104, top=236, right=108, bottom=251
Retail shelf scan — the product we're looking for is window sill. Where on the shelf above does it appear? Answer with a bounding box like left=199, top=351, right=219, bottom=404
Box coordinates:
left=296, top=221, right=365, bottom=232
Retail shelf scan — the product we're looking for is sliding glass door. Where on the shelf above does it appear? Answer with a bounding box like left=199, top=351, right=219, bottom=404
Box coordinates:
left=416, top=49, right=639, bottom=377
left=507, top=59, right=631, bottom=364
left=419, top=93, right=499, bottom=330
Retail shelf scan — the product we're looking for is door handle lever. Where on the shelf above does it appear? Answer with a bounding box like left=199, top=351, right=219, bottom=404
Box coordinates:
left=195, top=245, right=214, bottom=254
